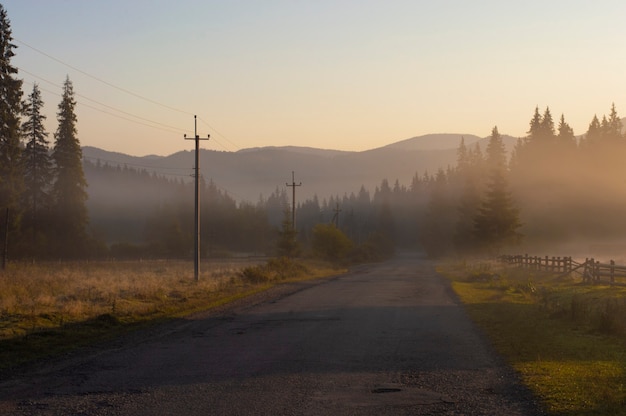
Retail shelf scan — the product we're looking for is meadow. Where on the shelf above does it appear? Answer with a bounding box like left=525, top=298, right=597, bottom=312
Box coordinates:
left=443, top=260, right=626, bottom=416
left=0, top=257, right=341, bottom=371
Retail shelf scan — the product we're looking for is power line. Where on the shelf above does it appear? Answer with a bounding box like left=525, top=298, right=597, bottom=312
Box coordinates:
left=82, top=155, right=190, bottom=172
left=20, top=72, right=184, bottom=135
left=16, top=39, right=242, bottom=150
left=197, top=116, right=240, bottom=151
left=15, top=38, right=194, bottom=117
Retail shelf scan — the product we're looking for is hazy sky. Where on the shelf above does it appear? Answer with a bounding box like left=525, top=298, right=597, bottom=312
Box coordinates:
left=4, top=1, right=626, bottom=156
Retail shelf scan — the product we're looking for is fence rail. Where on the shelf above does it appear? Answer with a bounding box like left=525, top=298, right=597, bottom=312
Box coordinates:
left=499, top=254, right=626, bottom=284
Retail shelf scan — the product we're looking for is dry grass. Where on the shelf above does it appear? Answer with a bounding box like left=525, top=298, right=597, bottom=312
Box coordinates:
left=0, top=259, right=263, bottom=339
left=0, top=257, right=343, bottom=371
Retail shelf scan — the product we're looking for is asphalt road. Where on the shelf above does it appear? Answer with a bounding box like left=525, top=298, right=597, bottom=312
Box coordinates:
left=0, top=254, right=542, bottom=415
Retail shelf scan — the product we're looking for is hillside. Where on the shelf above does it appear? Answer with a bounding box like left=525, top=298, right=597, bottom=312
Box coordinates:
left=83, top=133, right=517, bottom=205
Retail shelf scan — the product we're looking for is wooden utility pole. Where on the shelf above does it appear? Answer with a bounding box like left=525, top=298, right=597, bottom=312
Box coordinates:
left=331, top=202, right=341, bottom=228
left=286, top=171, right=301, bottom=230
left=184, top=115, right=209, bottom=282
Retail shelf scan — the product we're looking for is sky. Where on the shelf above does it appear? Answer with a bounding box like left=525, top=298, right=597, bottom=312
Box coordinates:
left=4, top=0, right=626, bottom=156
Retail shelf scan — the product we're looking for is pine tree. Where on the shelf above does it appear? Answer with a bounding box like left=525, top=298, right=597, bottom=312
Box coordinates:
left=539, top=107, right=555, bottom=140
left=606, top=103, right=623, bottom=141
left=421, top=168, right=454, bottom=257
left=51, top=76, right=89, bottom=257
left=583, top=115, right=602, bottom=146
left=527, top=106, right=542, bottom=143
left=276, top=208, right=300, bottom=258
left=0, top=5, right=24, bottom=238
left=557, top=114, right=576, bottom=146
left=21, top=83, right=52, bottom=253
left=474, top=127, right=522, bottom=254
left=455, top=140, right=484, bottom=253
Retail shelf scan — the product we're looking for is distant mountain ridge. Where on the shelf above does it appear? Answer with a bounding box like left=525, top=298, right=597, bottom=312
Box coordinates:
left=381, top=133, right=483, bottom=151
left=83, top=133, right=517, bottom=204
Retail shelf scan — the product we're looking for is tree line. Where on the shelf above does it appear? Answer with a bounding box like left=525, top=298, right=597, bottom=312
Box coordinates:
left=0, top=6, right=90, bottom=259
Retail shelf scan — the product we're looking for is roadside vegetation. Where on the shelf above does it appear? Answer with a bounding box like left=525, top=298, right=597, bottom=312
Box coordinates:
left=0, top=257, right=343, bottom=372
left=442, top=260, right=626, bottom=416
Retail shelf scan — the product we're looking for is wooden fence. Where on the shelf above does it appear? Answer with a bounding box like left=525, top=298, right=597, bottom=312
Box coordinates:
left=499, top=254, right=626, bottom=284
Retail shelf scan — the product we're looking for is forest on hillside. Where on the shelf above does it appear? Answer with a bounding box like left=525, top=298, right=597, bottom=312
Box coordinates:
left=82, top=103, right=626, bottom=261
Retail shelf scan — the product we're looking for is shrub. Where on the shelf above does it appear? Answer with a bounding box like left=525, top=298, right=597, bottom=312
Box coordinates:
left=311, top=224, right=353, bottom=263
left=240, top=257, right=309, bottom=283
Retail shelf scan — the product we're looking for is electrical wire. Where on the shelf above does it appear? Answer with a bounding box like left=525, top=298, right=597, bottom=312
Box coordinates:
left=21, top=71, right=185, bottom=135
left=16, top=38, right=241, bottom=151
left=15, top=38, right=194, bottom=117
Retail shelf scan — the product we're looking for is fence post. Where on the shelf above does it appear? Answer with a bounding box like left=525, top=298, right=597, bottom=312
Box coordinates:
left=610, top=260, right=615, bottom=284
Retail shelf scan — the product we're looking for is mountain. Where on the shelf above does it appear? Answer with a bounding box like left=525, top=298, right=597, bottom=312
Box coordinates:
left=382, top=133, right=482, bottom=151
left=82, top=133, right=518, bottom=205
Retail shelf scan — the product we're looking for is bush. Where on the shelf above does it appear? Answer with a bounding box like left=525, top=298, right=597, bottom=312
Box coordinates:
left=311, top=224, right=353, bottom=263
left=240, top=257, right=309, bottom=283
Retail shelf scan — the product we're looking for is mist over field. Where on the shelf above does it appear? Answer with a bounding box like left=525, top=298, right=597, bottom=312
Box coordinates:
left=73, top=108, right=626, bottom=263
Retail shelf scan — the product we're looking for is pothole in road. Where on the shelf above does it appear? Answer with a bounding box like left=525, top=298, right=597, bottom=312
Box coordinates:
left=371, top=387, right=402, bottom=394
left=313, top=383, right=453, bottom=407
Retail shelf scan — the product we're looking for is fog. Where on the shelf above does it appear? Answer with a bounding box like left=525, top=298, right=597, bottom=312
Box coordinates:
left=75, top=107, right=626, bottom=263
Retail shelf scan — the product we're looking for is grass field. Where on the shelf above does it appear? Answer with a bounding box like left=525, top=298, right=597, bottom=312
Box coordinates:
left=442, top=260, right=626, bottom=416
left=0, top=257, right=342, bottom=372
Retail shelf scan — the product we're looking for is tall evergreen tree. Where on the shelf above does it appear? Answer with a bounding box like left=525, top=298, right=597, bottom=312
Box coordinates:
left=455, top=140, right=484, bottom=253
left=527, top=106, right=542, bottom=143
left=583, top=114, right=602, bottom=146
left=276, top=207, right=300, bottom=258
left=0, top=5, right=24, bottom=238
left=539, top=107, right=555, bottom=140
left=421, top=168, right=454, bottom=257
left=606, top=103, right=623, bottom=141
left=557, top=114, right=576, bottom=145
left=21, top=83, right=52, bottom=253
left=474, top=127, right=522, bottom=254
left=51, top=76, right=89, bottom=257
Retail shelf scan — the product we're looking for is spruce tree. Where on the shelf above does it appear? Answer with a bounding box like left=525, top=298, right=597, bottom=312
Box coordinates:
left=276, top=207, right=300, bottom=258
left=606, top=103, right=623, bottom=141
left=539, top=107, right=555, bottom=140
left=583, top=115, right=602, bottom=146
left=474, top=127, right=522, bottom=254
left=21, top=83, right=52, bottom=253
left=455, top=140, right=484, bottom=253
left=0, top=5, right=24, bottom=238
left=557, top=114, right=576, bottom=146
left=527, top=106, right=542, bottom=143
left=51, top=76, right=89, bottom=257
left=421, top=168, right=454, bottom=257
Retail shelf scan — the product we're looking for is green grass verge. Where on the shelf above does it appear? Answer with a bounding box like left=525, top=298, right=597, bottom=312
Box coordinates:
left=442, top=261, right=626, bottom=416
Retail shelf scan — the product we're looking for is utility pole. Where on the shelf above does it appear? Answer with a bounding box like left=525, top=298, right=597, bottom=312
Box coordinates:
left=331, top=202, right=342, bottom=228
left=286, top=171, right=302, bottom=230
left=184, top=115, right=209, bottom=282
